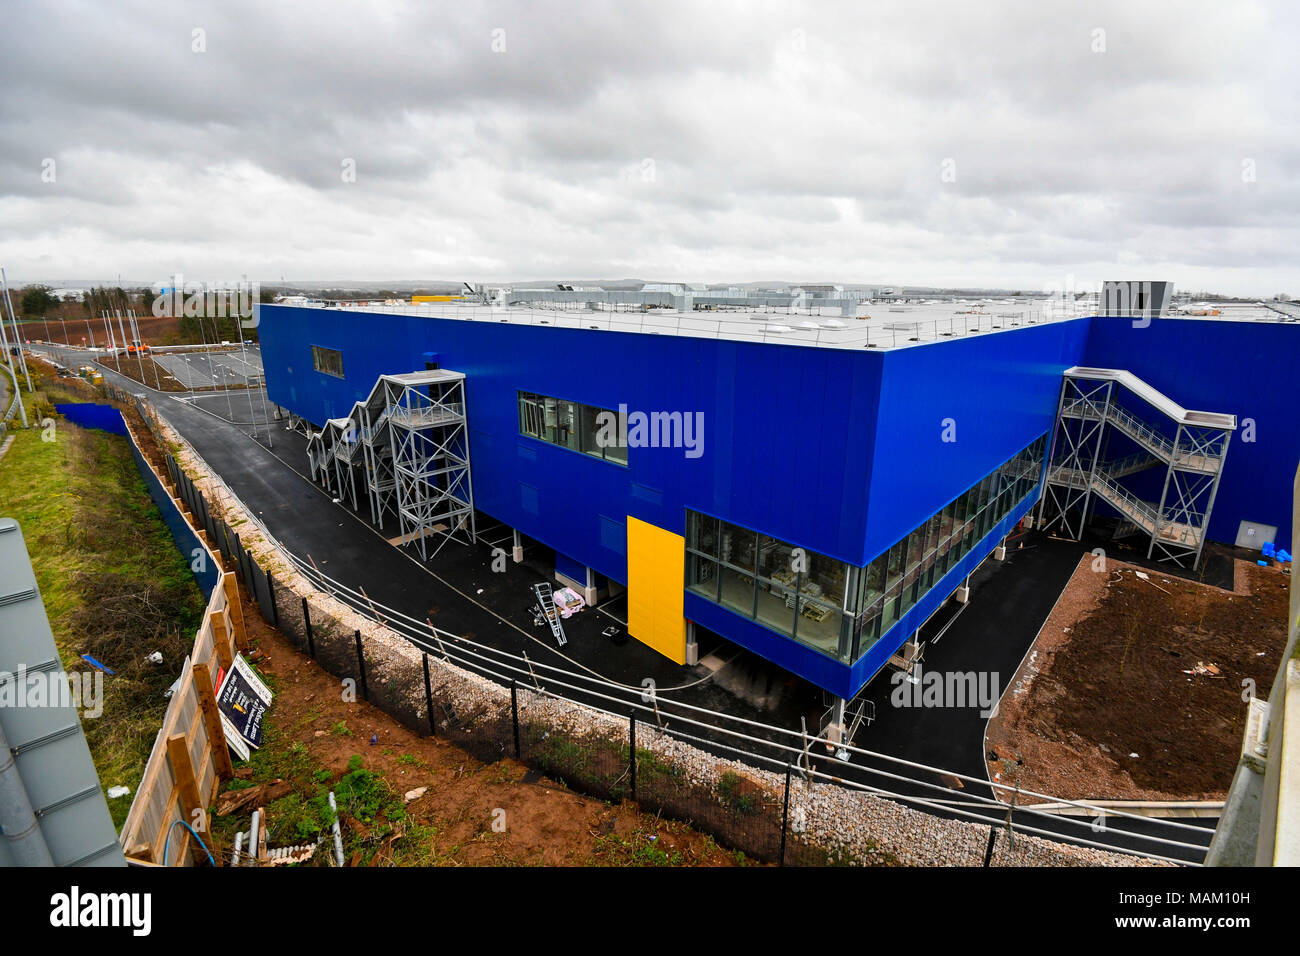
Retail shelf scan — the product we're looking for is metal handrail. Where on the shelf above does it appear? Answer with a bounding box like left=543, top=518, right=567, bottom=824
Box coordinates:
left=286, top=299, right=1095, bottom=351
left=278, top=550, right=1208, bottom=862
left=148, top=399, right=1211, bottom=863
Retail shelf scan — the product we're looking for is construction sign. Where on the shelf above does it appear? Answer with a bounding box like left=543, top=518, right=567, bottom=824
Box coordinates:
left=215, top=655, right=273, bottom=761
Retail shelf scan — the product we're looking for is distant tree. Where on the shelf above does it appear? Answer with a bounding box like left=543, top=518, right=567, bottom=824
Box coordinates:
left=259, top=287, right=276, bottom=304
left=21, top=285, right=55, bottom=316
left=140, top=287, right=158, bottom=313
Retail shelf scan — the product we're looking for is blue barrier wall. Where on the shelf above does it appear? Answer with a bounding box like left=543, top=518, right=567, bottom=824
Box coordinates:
left=54, top=403, right=128, bottom=435
left=117, top=416, right=221, bottom=598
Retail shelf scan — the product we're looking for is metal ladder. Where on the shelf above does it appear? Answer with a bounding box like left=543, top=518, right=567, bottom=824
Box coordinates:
left=532, top=582, right=567, bottom=647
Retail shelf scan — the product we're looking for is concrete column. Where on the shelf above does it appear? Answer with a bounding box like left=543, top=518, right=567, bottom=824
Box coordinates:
left=684, top=620, right=699, bottom=666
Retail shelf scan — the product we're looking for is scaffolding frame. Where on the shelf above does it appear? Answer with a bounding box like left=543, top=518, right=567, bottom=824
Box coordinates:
left=384, top=373, right=476, bottom=560
left=305, top=369, right=476, bottom=558
left=1038, top=367, right=1234, bottom=569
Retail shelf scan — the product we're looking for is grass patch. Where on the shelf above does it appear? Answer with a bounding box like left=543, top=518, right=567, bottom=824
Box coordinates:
left=210, top=717, right=410, bottom=866
left=0, top=395, right=206, bottom=828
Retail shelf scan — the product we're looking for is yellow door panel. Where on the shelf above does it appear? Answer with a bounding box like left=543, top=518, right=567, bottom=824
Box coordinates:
left=625, top=516, right=686, bottom=664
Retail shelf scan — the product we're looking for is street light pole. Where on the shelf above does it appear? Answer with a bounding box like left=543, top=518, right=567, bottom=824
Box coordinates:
left=1, top=267, right=33, bottom=392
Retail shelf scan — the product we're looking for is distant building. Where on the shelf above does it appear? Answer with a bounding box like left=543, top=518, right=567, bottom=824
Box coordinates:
left=1100, top=280, right=1172, bottom=319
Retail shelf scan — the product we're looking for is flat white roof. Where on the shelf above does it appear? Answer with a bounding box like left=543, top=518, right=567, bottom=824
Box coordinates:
left=266, top=299, right=1296, bottom=354
left=281, top=301, right=1092, bottom=351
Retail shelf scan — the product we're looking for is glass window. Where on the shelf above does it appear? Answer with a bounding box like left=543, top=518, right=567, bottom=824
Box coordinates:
left=719, top=522, right=757, bottom=572
left=880, top=546, right=905, bottom=633
left=754, top=578, right=797, bottom=641
left=554, top=399, right=579, bottom=450
left=792, top=591, right=844, bottom=657
left=719, top=564, right=757, bottom=619
left=532, top=396, right=552, bottom=443
left=578, top=404, right=604, bottom=458
left=757, top=535, right=797, bottom=589
left=686, top=437, right=1051, bottom=666
left=901, top=525, right=926, bottom=609
left=518, top=392, right=543, bottom=438
left=687, top=552, right=719, bottom=602
left=311, top=345, right=344, bottom=378
left=687, top=512, right=719, bottom=558
left=936, top=499, right=958, bottom=575
left=862, top=553, right=886, bottom=611
left=684, top=511, right=858, bottom=662
left=922, top=512, right=943, bottom=579
left=803, top=552, right=849, bottom=614
left=517, top=391, right=625, bottom=466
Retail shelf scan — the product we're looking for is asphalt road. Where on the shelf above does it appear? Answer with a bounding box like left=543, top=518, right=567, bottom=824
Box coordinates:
left=155, top=348, right=263, bottom=389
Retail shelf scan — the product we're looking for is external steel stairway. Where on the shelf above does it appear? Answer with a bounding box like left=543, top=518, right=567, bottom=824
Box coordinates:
left=1039, top=367, right=1235, bottom=568
left=306, top=369, right=475, bottom=559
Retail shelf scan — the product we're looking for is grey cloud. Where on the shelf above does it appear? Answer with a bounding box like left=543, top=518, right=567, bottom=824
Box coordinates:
left=0, top=0, right=1296, bottom=295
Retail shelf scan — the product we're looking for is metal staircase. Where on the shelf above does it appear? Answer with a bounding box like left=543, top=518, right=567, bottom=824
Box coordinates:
left=307, top=369, right=475, bottom=559
left=1039, top=367, right=1235, bottom=569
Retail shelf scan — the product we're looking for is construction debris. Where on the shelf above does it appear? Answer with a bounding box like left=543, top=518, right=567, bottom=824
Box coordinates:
left=264, top=843, right=317, bottom=866
left=215, top=779, right=292, bottom=816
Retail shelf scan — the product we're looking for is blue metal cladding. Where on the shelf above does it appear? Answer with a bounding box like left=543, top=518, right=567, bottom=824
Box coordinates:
left=863, top=318, right=1091, bottom=563
left=259, top=304, right=882, bottom=582
left=1082, top=316, right=1299, bottom=551
left=260, top=304, right=1299, bottom=697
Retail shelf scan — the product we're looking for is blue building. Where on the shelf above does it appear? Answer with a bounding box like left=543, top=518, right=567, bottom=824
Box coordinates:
left=257, top=298, right=1299, bottom=712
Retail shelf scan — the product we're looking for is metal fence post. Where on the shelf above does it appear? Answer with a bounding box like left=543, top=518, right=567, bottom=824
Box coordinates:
left=423, top=653, right=436, bottom=737
left=266, top=568, right=278, bottom=627
left=510, top=679, right=521, bottom=758
left=780, top=763, right=793, bottom=867
left=629, top=713, right=637, bottom=801
left=301, top=596, right=316, bottom=658
left=983, top=826, right=998, bottom=867
left=353, top=629, right=368, bottom=700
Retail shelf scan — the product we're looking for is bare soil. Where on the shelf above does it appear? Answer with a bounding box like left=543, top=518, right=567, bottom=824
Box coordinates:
left=987, top=552, right=1289, bottom=802
left=233, top=613, right=755, bottom=865
left=27, top=312, right=188, bottom=348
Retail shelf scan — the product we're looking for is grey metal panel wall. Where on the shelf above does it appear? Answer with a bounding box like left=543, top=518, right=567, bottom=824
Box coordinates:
left=0, top=518, right=124, bottom=867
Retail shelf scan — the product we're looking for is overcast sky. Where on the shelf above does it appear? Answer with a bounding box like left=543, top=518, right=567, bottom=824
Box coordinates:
left=1, top=1, right=1296, bottom=295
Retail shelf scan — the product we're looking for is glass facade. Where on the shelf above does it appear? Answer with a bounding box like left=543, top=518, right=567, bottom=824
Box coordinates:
left=685, top=433, right=1048, bottom=664
left=686, top=511, right=855, bottom=660
left=517, top=391, right=626, bottom=465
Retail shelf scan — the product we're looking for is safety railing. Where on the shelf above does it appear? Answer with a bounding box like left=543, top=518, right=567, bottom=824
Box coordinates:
left=287, top=300, right=1095, bottom=351
left=141, top=390, right=1215, bottom=866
